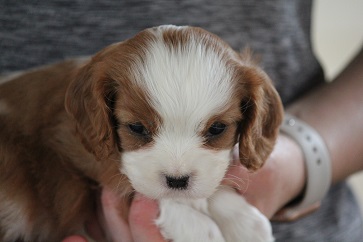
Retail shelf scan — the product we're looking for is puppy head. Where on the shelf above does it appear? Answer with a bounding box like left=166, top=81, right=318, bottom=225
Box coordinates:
left=66, top=25, right=283, bottom=199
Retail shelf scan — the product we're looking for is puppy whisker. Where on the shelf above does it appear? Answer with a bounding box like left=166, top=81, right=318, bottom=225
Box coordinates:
left=221, top=178, right=242, bottom=191
left=225, top=173, right=248, bottom=182
left=222, top=172, right=250, bottom=194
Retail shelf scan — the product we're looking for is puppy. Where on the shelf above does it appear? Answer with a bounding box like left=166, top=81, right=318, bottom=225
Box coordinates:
left=0, top=25, right=283, bottom=242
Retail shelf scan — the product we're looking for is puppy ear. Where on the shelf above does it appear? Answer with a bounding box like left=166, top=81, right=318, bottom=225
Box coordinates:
left=65, top=59, right=119, bottom=161
left=237, top=64, right=283, bottom=171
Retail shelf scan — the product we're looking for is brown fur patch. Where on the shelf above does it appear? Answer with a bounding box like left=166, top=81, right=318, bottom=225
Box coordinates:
left=0, top=60, right=99, bottom=240
left=234, top=63, right=283, bottom=171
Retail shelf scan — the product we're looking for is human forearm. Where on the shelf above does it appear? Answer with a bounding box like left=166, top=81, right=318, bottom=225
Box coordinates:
left=287, top=47, right=363, bottom=184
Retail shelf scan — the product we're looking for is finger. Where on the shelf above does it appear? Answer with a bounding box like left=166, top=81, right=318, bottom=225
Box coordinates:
left=61, top=235, right=87, bottom=242
left=129, top=193, right=166, bottom=242
left=101, top=188, right=132, bottom=242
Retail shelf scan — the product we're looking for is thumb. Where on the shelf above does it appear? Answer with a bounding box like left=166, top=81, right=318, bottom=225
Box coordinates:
left=101, top=188, right=132, bottom=242
left=129, top=193, right=166, bottom=242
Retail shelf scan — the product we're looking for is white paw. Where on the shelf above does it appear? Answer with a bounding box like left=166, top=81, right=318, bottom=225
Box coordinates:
left=209, top=188, right=274, bottom=242
left=156, top=199, right=225, bottom=242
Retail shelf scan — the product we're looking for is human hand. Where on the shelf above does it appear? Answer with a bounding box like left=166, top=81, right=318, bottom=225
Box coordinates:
left=223, top=134, right=306, bottom=219
left=62, top=189, right=166, bottom=242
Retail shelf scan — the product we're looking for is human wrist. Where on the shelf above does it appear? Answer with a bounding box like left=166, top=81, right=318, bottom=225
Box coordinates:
left=274, top=113, right=332, bottom=221
left=272, top=134, right=306, bottom=212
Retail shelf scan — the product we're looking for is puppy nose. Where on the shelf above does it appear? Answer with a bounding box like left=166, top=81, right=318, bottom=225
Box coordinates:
left=165, top=175, right=189, bottom=190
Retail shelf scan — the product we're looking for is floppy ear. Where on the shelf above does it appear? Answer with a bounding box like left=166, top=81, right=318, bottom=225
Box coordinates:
left=65, top=59, right=119, bottom=161
left=237, top=64, right=283, bottom=171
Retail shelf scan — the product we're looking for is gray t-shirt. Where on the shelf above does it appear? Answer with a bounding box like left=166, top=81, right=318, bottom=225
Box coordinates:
left=1, top=0, right=362, bottom=241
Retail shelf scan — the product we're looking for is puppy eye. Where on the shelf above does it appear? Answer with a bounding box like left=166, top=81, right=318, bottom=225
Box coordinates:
left=128, top=122, right=149, bottom=136
left=207, top=122, right=226, bottom=136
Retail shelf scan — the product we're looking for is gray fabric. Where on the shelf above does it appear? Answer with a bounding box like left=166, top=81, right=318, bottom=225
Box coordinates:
left=0, top=0, right=322, bottom=105
left=1, top=0, right=362, bottom=241
left=273, top=182, right=363, bottom=241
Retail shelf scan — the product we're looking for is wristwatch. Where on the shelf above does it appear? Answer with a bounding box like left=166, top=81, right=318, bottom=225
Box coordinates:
left=273, top=114, right=332, bottom=222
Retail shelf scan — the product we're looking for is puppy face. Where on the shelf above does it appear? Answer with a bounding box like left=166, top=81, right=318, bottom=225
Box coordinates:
left=66, top=25, right=283, bottom=200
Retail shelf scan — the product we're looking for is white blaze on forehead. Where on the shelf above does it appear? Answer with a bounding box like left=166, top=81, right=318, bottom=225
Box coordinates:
left=131, top=27, right=235, bottom=139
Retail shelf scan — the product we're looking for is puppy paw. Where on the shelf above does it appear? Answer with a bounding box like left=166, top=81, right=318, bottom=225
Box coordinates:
left=209, top=188, right=274, bottom=242
left=156, top=199, right=225, bottom=242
